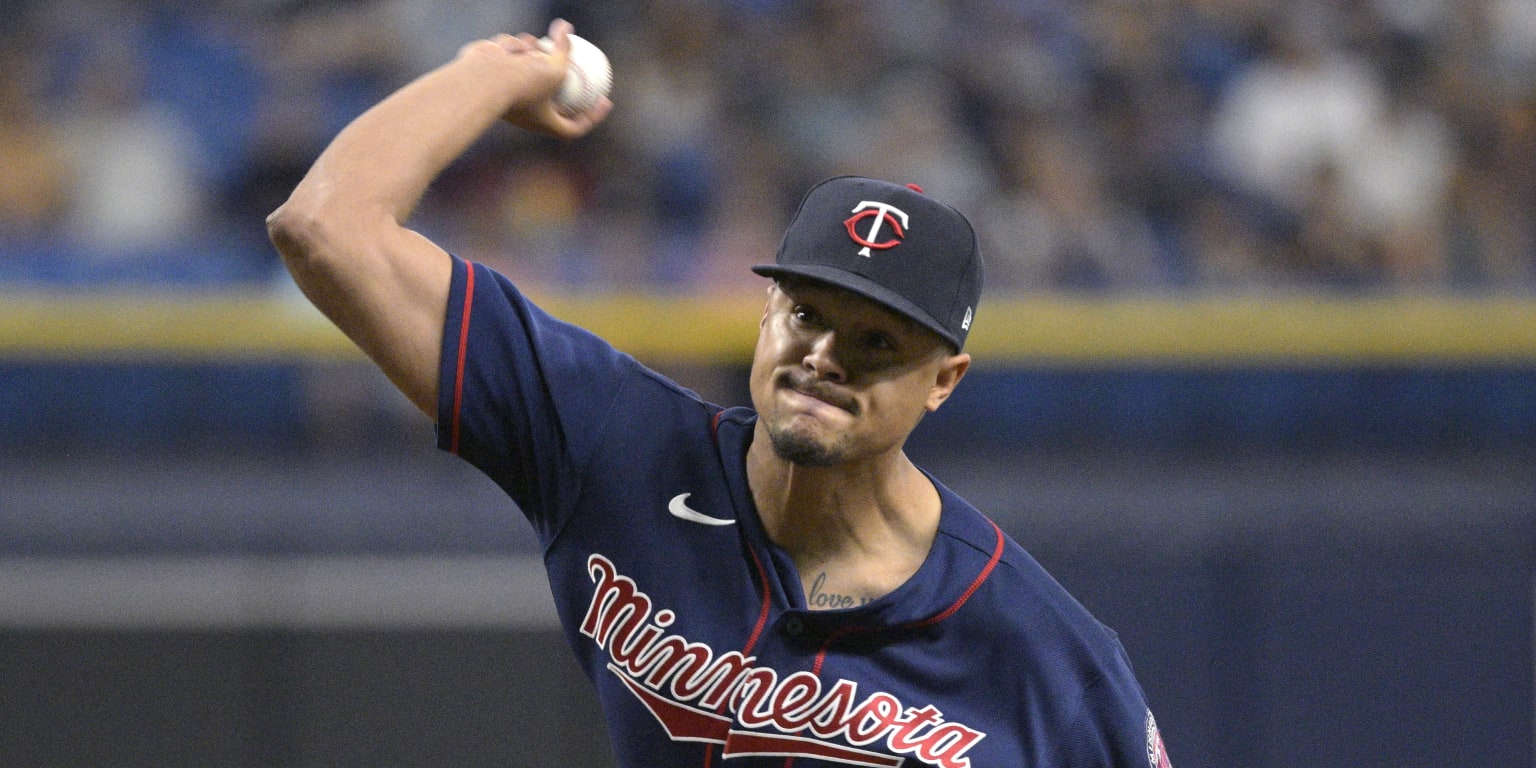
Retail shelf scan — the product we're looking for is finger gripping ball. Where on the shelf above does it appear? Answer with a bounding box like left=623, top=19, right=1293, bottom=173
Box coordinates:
left=541, top=34, right=611, bottom=117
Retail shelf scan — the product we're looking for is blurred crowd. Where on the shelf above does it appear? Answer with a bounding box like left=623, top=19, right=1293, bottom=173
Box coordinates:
left=1, top=0, right=1534, bottom=293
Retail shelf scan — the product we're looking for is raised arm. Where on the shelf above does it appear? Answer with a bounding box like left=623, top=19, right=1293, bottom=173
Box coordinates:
left=266, top=20, right=611, bottom=418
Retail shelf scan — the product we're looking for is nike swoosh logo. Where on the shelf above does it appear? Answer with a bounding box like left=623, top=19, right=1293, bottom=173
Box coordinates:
left=668, top=493, right=736, bottom=526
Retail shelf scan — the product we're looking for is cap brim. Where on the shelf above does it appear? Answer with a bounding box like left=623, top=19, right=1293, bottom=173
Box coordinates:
left=751, top=263, right=960, bottom=349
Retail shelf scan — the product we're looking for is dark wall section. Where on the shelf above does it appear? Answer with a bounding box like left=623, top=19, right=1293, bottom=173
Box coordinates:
left=0, top=629, right=614, bottom=768
left=918, top=366, right=1536, bottom=454
left=5, top=363, right=1536, bottom=455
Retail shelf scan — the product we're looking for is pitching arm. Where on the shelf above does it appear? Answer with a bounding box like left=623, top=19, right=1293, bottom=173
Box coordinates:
left=266, top=20, right=611, bottom=418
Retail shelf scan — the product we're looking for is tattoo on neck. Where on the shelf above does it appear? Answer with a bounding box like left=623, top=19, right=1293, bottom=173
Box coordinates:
left=807, top=571, right=872, bottom=610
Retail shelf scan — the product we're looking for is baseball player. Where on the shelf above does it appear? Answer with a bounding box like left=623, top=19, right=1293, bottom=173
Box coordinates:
left=268, top=20, right=1173, bottom=768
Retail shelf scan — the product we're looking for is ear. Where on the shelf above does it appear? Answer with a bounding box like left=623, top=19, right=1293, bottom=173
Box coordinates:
left=760, top=283, right=780, bottom=328
left=924, top=352, right=970, bottom=412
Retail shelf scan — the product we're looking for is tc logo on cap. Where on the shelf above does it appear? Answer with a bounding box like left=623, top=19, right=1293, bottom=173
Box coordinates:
left=844, top=201, right=910, bottom=257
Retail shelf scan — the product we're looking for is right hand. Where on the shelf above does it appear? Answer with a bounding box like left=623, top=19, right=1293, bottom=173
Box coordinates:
left=461, top=19, right=613, bottom=140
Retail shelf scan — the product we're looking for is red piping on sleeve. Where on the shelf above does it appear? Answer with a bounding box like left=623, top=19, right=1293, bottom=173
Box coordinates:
left=448, top=264, right=476, bottom=455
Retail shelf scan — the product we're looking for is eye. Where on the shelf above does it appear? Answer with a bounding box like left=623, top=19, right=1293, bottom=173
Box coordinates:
left=791, top=304, right=822, bottom=326
left=863, top=332, right=897, bottom=353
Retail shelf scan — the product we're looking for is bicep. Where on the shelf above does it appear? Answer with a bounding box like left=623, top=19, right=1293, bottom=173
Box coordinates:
left=277, top=217, right=453, bottom=419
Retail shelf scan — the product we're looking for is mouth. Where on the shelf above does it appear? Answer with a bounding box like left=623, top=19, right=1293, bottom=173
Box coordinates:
left=777, top=374, right=858, bottom=415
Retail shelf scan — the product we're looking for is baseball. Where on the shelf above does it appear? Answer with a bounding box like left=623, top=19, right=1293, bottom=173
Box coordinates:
left=538, top=33, right=612, bottom=117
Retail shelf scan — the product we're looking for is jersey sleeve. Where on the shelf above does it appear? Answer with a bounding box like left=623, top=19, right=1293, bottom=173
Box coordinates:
left=435, top=256, right=638, bottom=543
left=1062, top=637, right=1172, bottom=768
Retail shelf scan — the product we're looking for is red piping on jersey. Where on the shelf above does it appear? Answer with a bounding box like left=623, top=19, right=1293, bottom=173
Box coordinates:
left=908, top=519, right=1006, bottom=628
left=706, top=407, right=769, bottom=653
left=707, top=523, right=773, bottom=768
left=708, top=405, right=770, bottom=655
left=448, top=264, right=476, bottom=455
left=741, top=542, right=773, bottom=656
left=811, top=519, right=1006, bottom=676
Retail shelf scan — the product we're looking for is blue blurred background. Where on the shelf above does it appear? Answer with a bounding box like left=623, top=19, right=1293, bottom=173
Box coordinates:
left=1, top=0, right=1532, bottom=766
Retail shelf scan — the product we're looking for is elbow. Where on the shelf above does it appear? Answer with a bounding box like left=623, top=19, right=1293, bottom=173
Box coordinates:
left=266, top=186, right=406, bottom=297
left=266, top=198, right=326, bottom=271
left=266, top=194, right=366, bottom=287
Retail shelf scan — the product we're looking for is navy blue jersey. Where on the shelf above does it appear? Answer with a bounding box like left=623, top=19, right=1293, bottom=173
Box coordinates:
left=436, top=257, right=1172, bottom=768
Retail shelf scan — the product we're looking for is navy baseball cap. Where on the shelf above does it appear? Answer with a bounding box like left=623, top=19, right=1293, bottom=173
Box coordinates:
left=752, top=176, right=984, bottom=351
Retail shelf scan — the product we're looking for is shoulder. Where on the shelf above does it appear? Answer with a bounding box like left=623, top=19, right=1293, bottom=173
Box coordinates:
left=918, top=479, right=1162, bottom=766
left=933, top=487, right=1130, bottom=677
left=455, top=257, right=714, bottom=407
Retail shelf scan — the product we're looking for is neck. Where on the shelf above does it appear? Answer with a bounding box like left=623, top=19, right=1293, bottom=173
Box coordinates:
left=745, top=423, right=941, bottom=592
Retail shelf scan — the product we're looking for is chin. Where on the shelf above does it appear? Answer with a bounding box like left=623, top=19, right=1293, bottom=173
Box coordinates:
left=766, top=421, right=848, bottom=467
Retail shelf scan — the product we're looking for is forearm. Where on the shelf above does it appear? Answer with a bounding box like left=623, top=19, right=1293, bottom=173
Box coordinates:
left=281, top=38, right=554, bottom=228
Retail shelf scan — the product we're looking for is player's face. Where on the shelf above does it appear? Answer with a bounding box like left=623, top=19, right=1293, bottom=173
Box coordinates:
left=749, top=280, right=970, bottom=467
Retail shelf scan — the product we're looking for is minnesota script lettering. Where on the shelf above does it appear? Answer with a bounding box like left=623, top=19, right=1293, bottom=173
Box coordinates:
left=580, top=554, right=986, bottom=768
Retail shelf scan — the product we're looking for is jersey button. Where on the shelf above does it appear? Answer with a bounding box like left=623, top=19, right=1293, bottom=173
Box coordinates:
left=783, top=616, right=805, bottom=637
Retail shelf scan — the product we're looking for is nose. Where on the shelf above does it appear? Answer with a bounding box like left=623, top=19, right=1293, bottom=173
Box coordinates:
left=802, top=331, right=846, bottom=383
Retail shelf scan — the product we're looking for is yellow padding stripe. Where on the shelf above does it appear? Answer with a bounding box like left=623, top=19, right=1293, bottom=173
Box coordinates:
left=965, top=294, right=1536, bottom=366
left=0, top=292, right=361, bottom=361
left=1, top=291, right=1533, bottom=365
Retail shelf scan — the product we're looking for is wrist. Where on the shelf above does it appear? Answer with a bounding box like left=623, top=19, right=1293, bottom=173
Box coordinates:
left=449, top=38, right=560, bottom=117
